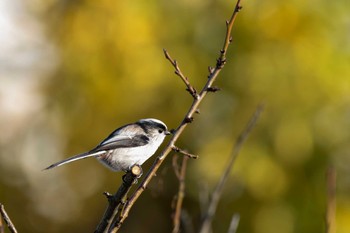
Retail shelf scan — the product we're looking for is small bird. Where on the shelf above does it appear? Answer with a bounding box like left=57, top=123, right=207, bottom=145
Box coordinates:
left=44, top=118, right=170, bottom=172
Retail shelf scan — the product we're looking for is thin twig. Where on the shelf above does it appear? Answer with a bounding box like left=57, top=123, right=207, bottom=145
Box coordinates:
left=163, top=49, right=198, bottom=99
left=172, top=146, right=199, bottom=159
left=108, top=1, right=243, bottom=231
left=94, top=165, right=142, bottom=233
left=172, top=156, right=189, bottom=233
left=198, top=182, right=210, bottom=220
left=172, top=155, right=181, bottom=179
left=326, top=166, right=336, bottom=233
left=199, top=104, right=264, bottom=233
left=0, top=204, right=18, bottom=233
left=216, top=1, right=243, bottom=70
left=227, top=214, right=240, bottom=233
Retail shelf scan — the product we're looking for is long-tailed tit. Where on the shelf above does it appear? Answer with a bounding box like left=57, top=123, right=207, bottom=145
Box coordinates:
left=44, top=118, right=170, bottom=172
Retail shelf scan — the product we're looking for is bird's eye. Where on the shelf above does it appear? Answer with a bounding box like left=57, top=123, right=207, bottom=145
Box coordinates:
left=158, top=130, right=163, bottom=134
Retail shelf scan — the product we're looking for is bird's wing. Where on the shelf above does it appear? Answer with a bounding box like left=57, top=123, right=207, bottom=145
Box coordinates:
left=44, top=123, right=149, bottom=170
left=90, top=123, right=150, bottom=152
left=90, top=134, right=149, bottom=152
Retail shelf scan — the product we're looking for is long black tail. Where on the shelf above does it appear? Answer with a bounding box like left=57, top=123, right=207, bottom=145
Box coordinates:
left=43, top=151, right=105, bottom=170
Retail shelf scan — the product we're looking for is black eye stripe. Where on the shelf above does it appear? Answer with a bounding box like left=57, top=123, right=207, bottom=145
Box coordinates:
left=156, top=124, right=167, bottom=131
left=137, top=121, right=167, bottom=132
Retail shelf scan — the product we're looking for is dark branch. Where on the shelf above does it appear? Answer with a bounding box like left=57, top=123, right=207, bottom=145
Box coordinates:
left=163, top=49, right=199, bottom=99
left=0, top=204, right=18, bottom=233
left=104, top=0, right=244, bottom=231
left=172, top=146, right=198, bottom=159
left=94, top=165, right=141, bottom=233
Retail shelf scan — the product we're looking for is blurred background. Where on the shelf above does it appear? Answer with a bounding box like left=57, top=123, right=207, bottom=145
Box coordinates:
left=0, top=0, right=349, bottom=232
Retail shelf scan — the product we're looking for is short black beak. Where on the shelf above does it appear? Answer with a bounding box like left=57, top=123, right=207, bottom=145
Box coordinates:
left=165, top=130, right=171, bottom=135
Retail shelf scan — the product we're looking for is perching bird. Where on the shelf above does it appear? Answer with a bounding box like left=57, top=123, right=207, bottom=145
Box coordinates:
left=44, top=118, right=170, bottom=172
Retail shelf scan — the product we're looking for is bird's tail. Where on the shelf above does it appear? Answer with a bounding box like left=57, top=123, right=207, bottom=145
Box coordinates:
left=43, top=151, right=106, bottom=170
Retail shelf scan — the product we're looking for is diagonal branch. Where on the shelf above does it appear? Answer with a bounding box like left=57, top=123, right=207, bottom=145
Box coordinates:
left=172, top=145, right=199, bottom=159
left=227, top=214, right=240, bottom=233
left=163, top=49, right=198, bottom=99
left=105, top=1, right=244, bottom=231
left=94, top=165, right=142, bottom=233
left=199, top=104, right=264, bottom=233
left=0, top=204, right=18, bottom=233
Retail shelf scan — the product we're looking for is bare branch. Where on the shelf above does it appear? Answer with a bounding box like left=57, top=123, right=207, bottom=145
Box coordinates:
left=106, top=0, right=244, bottom=231
left=216, top=0, right=242, bottom=71
left=172, top=146, right=199, bottom=159
left=227, top=214, right=240, bottom=233
left=94, top=165, right=142, bottom=233
left=326, top=166, right=336, bottom=233
left=199, top=104, right=264, bottom=233
left=198, top=182, right=210, bottom=220
left=163, top=49, right=198, bottom=99
left=172, top=156, right=189, bottom=233
left=172, top=155, right=181, bottom=179
left=0, top=204, right=18, bottom=233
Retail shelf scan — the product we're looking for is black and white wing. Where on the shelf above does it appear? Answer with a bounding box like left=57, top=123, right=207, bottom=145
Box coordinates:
left=91, top=123, right=149, bottom=150
left=44, top=123, right=149, bottom=170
